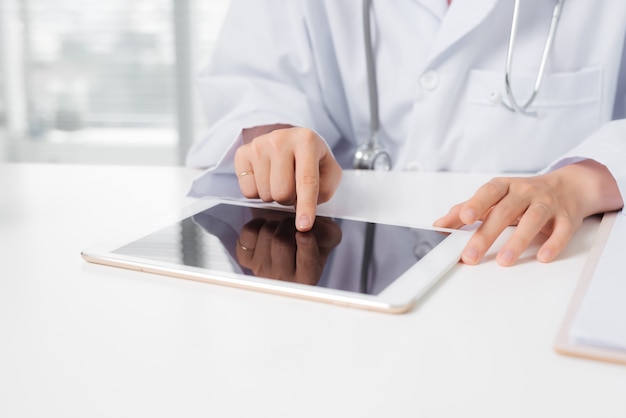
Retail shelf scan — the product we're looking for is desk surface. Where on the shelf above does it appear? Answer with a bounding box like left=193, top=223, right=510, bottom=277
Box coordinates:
left=1, top=163, right=625, bottom=418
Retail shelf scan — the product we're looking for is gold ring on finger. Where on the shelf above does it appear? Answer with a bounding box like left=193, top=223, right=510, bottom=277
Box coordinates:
left=237, top=239, right=255, bottom=251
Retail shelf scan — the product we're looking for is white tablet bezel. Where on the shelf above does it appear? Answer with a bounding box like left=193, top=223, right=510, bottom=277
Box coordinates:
left=81, top=199, right=471, bottom=314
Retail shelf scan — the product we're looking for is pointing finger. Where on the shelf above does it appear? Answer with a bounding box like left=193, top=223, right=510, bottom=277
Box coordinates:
left=433, top=202, right=466, bottom=229
left=293, top=138, right=322, bottom=232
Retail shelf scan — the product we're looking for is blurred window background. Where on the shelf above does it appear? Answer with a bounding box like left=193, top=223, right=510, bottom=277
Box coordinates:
left=0, top=0, right=230, bottom=164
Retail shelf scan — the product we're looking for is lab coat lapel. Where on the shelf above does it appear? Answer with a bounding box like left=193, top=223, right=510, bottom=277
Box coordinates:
left=411, top=0, right=447, bottom=20
left=426, top=0, right=501, bottom=63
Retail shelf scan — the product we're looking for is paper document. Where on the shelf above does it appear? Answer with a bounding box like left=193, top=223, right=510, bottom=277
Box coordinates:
left=570, top=210, right=626, bottom=351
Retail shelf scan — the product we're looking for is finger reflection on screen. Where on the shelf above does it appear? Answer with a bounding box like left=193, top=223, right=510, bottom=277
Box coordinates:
left=236, top=213, right=342, bottom=285
left=188, top=204, right=447, bottom=295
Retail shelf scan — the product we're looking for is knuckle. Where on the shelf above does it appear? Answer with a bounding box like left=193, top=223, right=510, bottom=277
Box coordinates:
left=238, top=182, right=259, bottom=199
left=525, top=203, right=550, bottom=224
left=234, top=145, right=253, bottom=168
left=298, top=174, right=320, bottom=188
left=511, top=181, right=537, bottom=196
left=258, top=188, right=273, bottom=202
left=481, top=180, right=505, bottom=197
left=272, top=189, right=295, bottom=205
left=266, top=132, right=285, bottom=150
left=489, top=201, right=518, bottom=222
left=538, top=196, right=556, bottom=209
left=253, top=132, right=282, bottom=155
left=241, top=189, right=258, bottom=199
left=249, top=139, right=264, bottom=157
left=468, top=232, right=491, bottom=252
left=299, top=131, right=318, bottom=147
left=234, top=145, right=246, bottom=161
left=293, top=128, right=323, bottom=150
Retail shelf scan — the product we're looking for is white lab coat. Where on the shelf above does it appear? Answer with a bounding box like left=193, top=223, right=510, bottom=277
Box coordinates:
left=186, top=0, right=626, bottom=201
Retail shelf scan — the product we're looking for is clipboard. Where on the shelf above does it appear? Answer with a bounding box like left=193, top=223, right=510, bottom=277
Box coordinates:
left=554, top=211, right=626, bottom=365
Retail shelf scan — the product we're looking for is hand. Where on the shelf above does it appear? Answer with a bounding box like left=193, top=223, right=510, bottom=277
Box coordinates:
left=235, top=212, right=342, bottom=285
left=434, top=160, right=623, bottom=266
left=234, top=125, right=342, bottom=232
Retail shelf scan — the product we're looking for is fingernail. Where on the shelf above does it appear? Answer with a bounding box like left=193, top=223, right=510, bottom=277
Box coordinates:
left=462, top=247, right=479, bottom=265
left=537, top=248, right=552, bottom=263
left=498, top=249, right=515, bottom=266
left=433, top=217, right=444, bottom=226
left=461, top=208, right=477, bottom=224
left=297, top=215, right=311, bottom=231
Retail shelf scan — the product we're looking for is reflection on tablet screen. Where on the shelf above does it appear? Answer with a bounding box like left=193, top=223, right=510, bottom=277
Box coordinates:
left=113, top=204, right=447, bottom=296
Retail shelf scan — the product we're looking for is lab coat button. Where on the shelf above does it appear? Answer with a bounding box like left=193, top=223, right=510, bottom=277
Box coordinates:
left=420, top=71, right=439, bottom=90
left=488, top=91, right=502, bottom=105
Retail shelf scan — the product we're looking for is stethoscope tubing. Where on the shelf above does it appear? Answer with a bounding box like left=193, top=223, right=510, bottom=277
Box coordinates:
left=362, top=0, right=380, bottom=146
left=502, top=0, right=565, bottom=115
left=357, top=0, right=565, bottom=169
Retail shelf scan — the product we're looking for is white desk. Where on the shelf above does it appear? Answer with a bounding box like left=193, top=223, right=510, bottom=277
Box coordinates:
left=1, top=163, right=625, bottom=418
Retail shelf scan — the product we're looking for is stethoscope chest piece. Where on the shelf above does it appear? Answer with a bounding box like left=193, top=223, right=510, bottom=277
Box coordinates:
left=353, top=142, right=392, bottom=171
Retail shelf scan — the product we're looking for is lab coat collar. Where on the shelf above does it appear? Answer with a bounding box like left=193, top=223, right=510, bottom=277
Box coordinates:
left=422, top=0, right=501, bottom=64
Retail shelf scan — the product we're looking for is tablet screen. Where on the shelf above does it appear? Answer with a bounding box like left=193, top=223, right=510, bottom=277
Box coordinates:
left=112, top=203, right=448, bottom=296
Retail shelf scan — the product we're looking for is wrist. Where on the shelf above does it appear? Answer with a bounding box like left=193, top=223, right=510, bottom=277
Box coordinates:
left=549, top=160, right=623, bottom=218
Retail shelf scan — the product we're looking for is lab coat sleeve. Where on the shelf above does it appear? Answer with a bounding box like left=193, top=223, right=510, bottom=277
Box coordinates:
left=544, top=119, right=626, bottom=206
left=185, top=0, right=342, bottom=198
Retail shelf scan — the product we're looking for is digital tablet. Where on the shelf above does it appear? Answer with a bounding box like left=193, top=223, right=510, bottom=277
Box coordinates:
left=81, top=200, right=471, bottom=314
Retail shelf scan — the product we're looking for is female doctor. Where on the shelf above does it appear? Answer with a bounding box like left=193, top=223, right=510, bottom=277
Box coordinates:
left=186, top=0, right=626, bottom=267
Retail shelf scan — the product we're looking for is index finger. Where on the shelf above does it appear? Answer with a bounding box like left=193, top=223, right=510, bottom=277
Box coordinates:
left=294, top=232, right=322, bottom=285
left=460, top=178, right=509, bottom=224
left=293, top=144, right=321, bottom=232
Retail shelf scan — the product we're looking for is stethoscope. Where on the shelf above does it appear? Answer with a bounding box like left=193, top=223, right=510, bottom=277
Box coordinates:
left=353, top=0, right=566, bottom=171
